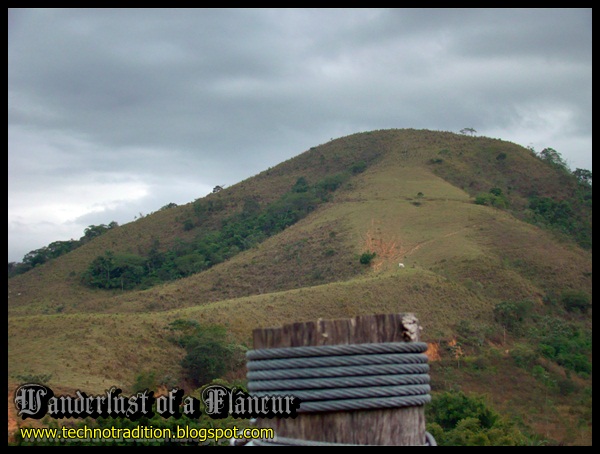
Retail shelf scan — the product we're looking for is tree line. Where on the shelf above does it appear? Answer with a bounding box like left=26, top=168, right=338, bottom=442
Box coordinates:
left=8, top=222, right=119, bottom=278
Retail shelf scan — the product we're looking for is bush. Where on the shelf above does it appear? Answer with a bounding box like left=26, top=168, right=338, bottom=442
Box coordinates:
left=532, top=317, right=592, bottom=375
left=558, top=379, right=577, bottom=396
left=132, top=371, right=156, bottom=393
left=426, top=390, right=527, bottom=446
left=291, top=176, right=309, bottom=193
left=315, top=172, right=350, bottom=195
left=14, top=372, right=52, bottom=385
left=167, top=321, right=246, bottom=387
left=359, top=251, right=377, bottom=265
left=493, top=300, right=532, bottom=333
left=350, top=161, right=367, bottom=174
left=475, top=188, right=508, bottom=208
left=510, top=343, right=537, bottom=369
left=426, top=390, right=498, bottom=430
left=560, top=290, right=591, bottom=313
left=82, top=251, right=147, bottom=290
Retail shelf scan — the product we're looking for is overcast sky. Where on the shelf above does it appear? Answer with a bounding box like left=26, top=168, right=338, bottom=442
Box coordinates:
left=8, top=8, right=592, bottom=262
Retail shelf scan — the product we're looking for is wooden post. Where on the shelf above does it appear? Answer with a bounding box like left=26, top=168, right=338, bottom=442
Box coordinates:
left=251, top=313, right=426, bottom=445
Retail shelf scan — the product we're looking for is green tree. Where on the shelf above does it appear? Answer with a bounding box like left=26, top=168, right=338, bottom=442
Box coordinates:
left=572, top=168, right=592, bottom=186
left=475, top=189, right=508, bottom=209
left=173, top=253, right=207, bottom=276
left=82, top=224, right=111, bottom=241
left=460, top=127, right=477, bottom=136
left=426, top=390, right=498, bottom=430
left=291, top=176, right=309, bottom=193
left=82, top=251, right=146, bottom=290
left=493, top=300, right=532, bottom=333
left=539, top=147, right=568, bottom=170
left=83, top=250, right=116, bottom=288
left=426, top=390, right=527, bottom=446
left=242, top=197, right=262, bottom=217
left=168, top=321, right=246, bottom=387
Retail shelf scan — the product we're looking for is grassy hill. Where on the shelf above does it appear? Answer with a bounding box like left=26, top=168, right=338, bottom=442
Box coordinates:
left=8, top=129, right=592, bottom=445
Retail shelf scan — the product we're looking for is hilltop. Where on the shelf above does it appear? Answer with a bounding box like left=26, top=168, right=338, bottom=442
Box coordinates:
left=8, top=129, right=592, bottom=445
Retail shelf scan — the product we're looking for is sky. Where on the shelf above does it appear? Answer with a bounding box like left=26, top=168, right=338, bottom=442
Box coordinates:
left=8, top=8, right=592, bottom=263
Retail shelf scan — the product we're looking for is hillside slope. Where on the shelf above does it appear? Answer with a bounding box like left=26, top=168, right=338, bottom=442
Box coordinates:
left=8, top=129, right=592, bottom=445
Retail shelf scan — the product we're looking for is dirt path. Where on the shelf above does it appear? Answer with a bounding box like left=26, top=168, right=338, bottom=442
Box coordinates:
left=362, top=219, right=479, bottom=271
left=403, top=225, right=477, bottom=258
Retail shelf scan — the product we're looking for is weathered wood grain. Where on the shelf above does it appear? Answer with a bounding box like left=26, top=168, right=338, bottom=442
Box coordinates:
left=251, top=313, right=426, bottom=445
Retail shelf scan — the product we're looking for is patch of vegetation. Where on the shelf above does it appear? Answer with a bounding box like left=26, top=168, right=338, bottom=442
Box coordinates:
left=431, top=140, right=591, bottom=250
left=350, top=160, right=367, bottom=174
left=560, top=290, right=591, bottom=314
left=528, top=191, right=592, bottom=249
left=131, top=371, right=158, bottom=393
left=493, top=300, right=533, bottom=335
left=159, top=202, right=178, bottom=211
left=81, top=251, right=147, bottom=290
left=527, top=151, right=591, bottom=249
left=528, top=316, right=592, bottom=377
left=8, top=222, right=119, bottom=278
left=13, top=372, right=53, bottom=385
left=359, top=251, right=377, bottom=265
left=426, top=390, right=528, bottom=446
left=475, top=188, right=508, bottom=209
left=167, top=320, right=246, bottom=388
left=500, top=306, right=592, bottom=378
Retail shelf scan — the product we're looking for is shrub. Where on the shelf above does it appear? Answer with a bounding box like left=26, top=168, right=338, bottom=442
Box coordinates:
left=132, top=371, right=156, bottom=393
left=291, top=176, right=309, bottom=193
left=493, top=300, right=532, bottom=333
left=14, top=372, right=52, bottom=385
left=532, top=317, right=592, bottom=375
left=426, top=390, right=527, bottom=446
left=350, top=161, right=367, bottom=174
left=168, top=321, right=246, bottom=387
left=510, top=343, right=537, bottom=369
left=426, top=390, right=498, bottom=430
left=560, top=290, right=591, bottom=313
left=475, top=189, right=508, bottom=208
left=558, top=379, right=576, bottom=396
left=359, top=251, right=377, bottom=265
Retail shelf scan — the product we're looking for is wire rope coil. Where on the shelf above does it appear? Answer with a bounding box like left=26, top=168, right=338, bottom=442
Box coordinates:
left=243, top=340, right=436, bottom=446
